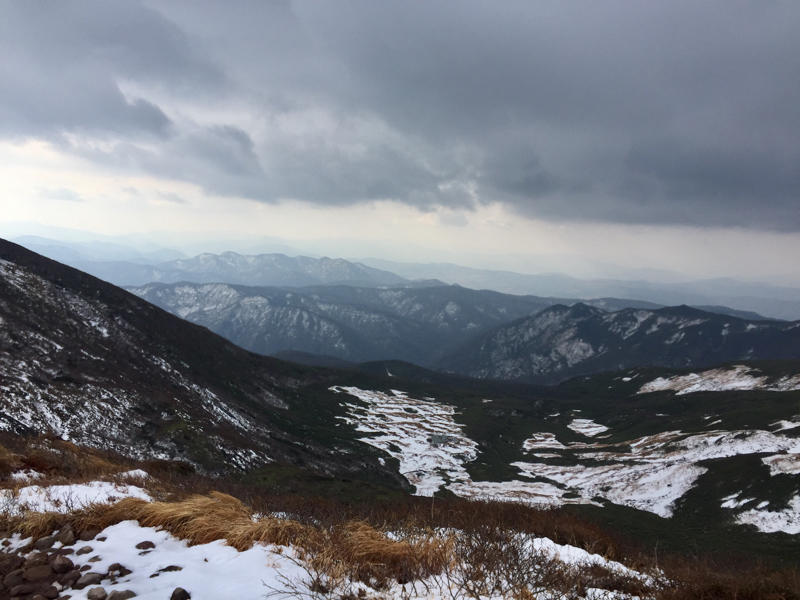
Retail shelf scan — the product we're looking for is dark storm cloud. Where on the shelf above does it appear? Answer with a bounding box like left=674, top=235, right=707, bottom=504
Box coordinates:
left=3, top=0, right=799, bottom=229
left=0, top=0, right=221, bottom=139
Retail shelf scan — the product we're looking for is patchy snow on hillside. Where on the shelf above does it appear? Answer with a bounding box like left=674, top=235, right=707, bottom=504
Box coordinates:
left=637, top=365, right=800, bottom=395
left=515, top=428, right=800, bottom=519
left=332, top=386, right=478, bottom=496
left=522, top=432, right=567, bottom=451
left=0, top=480, right=151, bottom=515
left=332, top=387, right=593, bottom=506
left=567, top=419, right=609, bottom=437
left=762, top=453, right=800, bottom=475
left=736, top=496, right=800, bottom=534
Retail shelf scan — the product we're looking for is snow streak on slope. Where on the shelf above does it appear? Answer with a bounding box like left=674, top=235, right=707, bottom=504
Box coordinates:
left=1, top=479, right=151, bottom=515
left=736, top=496, right=800, bottom=534
left=332, top=386, right=478, bottom=496
left=567, top=419, right=609, bottom=437
left=762, top=453, right=800, bottom=475
left=637, top=365, right=800, bottom=395
left=332, top=387, right=593, bottom=506
left=514, top=429, right=800, bottom=518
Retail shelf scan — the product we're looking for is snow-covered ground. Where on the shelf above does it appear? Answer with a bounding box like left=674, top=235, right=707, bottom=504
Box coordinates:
left=567, top=418, right=609, bottom=437
left=0, top=476, right=652, bottom=599
left=762, top=453, right=800, bottom=476
left=2, top=519, right=650, bottom=600
left=332, top=386, right=592, bottom=506
left=515, top=429, right=800, bottom=519
left=0, top=477, right=151, bottom=515
left=333, top=386, right=800, bottom=530
left=736, top=495, right=800, bottom=534
left=332, top=386, right=479, bottom=496
left=637, top=365, right=800, bottom=395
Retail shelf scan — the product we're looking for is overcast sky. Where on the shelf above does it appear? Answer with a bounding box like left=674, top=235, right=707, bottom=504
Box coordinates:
left=1, top=1, right=799, bottom=283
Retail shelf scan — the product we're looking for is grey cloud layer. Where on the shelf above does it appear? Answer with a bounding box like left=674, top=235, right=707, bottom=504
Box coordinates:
left=2, top=0, right=798, bottom=229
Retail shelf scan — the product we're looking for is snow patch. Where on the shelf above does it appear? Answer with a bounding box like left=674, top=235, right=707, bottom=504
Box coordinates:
left=567, top=419, right=609, bottom=437
left=638, top=365, right=800, bottom=395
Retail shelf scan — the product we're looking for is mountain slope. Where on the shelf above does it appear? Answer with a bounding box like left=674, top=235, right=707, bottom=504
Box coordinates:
left=0, top=239, right=399, bottom=485
left=439, top=303, right=800, bottom=383
left=127, top=282, right=556, bottom=364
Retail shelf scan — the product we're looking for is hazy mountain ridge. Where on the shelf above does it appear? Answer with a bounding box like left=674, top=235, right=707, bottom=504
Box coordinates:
left=61, top=250, right=407, bottom=288
left=128, top=281, right=556, bottom=364
left=361, top=258, right=800, bottom=320
left=439, top=303, right=800, bottom=383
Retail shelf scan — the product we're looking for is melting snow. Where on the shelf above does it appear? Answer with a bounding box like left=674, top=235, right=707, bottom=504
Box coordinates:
left=332, top=386, right=478, bottom=496
left=517, top=429, right=800, bottom=518
left=736, top=496, right=800, bottom=534
left=567, top=419, right=609, bottom=437
left=762, top=453, right=800, bottom=476
left=638, top=365, right=800, bottom=395
left=1, top=480, right=151, bottom=515
left=332, top=386, right=592, bottom=507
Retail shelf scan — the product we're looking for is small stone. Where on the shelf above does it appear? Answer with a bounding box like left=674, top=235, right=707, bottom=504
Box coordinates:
left=74, top=572, right=103, bottom=589
left=134, top=541, right=154, bottom=550
left=31, top=595, right=49, bottom=600
left=97, top=536, right=107, bottom=542
left=170, top=587, right=191, bottom=600
left=160, top=565, right=182, bottom=572
left=80, top=564, right=91, bottom=572
left=25, top=552, right=50, bottom=567
left=9, top=582, right=37, bottom=596
left=107, top=591, right=137, bottom=600
left=87, top=586, right=108, bottom=600
left=1, top=538, right=10, bottom=547
left=51, top=554, right=74, bottom=574
left=76, top=546, right=93, bottom=555
left=3, top=568, right=24, bottom=587
left=107, top=563, right=132, bottom=577
left=57, top=525, right=76, bottom=546
left=34, top=535, right=56, bottom=550
left=54, top=547, right=75, bottom=555
left=59, top=569, right=80, bottom=586
left=23, top=564, right=53, bottom=581
left=89, top=556, right=102, bottom=562
left=42, top=586, right=60, bottom=600
left=79, top=529, right=99, bottom=542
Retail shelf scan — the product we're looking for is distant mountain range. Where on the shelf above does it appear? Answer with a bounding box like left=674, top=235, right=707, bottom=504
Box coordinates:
left=68, top=251, right=407, bottom=288
left=439, top=303, right=800, bottom=383
left=127, top=280, right=798, bottom=382
left=361, top=258, right=800, bottom=320
left=11, top=235, right=800, bottom=319
left=128, top=282, right=557, bottom=364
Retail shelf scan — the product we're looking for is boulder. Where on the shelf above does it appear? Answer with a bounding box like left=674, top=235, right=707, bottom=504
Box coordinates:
left=107, top=590, right=137, bottom=600
left=87, top=586, right=108, bottom=600
left=73, top=572, right=103, bottom=589
left=51, top=554, right=75, bottom=574
left=23, top=564, right=53, bottom=581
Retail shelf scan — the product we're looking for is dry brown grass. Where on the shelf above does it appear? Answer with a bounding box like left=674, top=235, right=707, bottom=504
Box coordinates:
left=0, top=443, right=23, bottom=477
